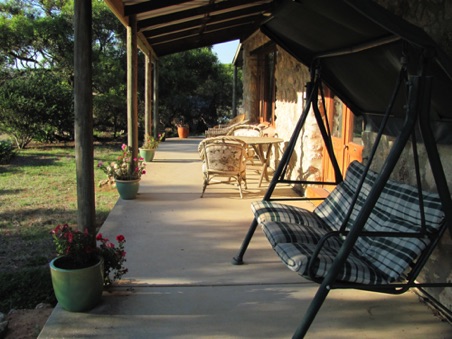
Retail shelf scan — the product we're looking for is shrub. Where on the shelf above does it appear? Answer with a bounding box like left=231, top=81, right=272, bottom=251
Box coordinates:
left=0, top=140, right=16, bottom=164
left=0, top=69, right=73, bottom=148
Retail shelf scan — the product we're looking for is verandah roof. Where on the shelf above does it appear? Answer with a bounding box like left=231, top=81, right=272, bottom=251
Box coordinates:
left=104, top=0, right=273, bottom=56
left=105, top=0, right=452, bottom=142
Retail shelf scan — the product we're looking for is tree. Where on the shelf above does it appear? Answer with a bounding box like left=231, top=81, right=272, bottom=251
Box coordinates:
left=0, top=69, right=73, bottom=148
left=158, top=48, right=240, bottom=134
left=0, top=0, right=128, bottom=141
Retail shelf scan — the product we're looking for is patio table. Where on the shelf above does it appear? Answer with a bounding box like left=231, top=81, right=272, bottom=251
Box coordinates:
left=234, top=136, right=284, bottom=187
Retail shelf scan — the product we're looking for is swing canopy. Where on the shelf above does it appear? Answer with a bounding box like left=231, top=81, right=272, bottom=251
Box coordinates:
left=261, top=0, right=452, bottom=143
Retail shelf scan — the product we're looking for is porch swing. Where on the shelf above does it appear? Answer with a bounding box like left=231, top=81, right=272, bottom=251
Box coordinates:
left=231, top=0, right=452, bottom=337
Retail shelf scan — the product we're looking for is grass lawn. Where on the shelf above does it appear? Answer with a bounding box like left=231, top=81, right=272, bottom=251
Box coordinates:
left=0, top=142, right=121, bottom=313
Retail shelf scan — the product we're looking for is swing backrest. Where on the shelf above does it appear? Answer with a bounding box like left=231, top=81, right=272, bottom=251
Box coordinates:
left=315, top=161, right=445, bottom=281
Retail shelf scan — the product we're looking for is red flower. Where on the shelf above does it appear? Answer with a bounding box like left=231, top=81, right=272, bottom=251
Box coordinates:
left=116, top=235, right=125, bottom=242
left=96, top=233, right=103, bottom=241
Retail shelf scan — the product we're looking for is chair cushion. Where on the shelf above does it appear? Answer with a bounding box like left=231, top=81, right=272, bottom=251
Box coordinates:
left=274, top=242, right=391, bottom=284
left=261, top=221, right=341, bottom=248
left=353, top=179, right=444, bottom=281
left=314, top=160, right=368, bottom=232
left=251, top=201, right=320, bottom=225
left=315, top=160, right=445, bottom=281
left=256, top=160, right=445, bottom=284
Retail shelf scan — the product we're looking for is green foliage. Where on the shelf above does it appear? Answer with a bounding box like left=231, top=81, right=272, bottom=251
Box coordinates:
left=0, top=267, right=56, bottom=313
left=0, top=69, right=73, bottom=148
left=51, top=224, right=97, bottom=268
left=0, top=139, right=17, bottom=164
left=0, top=0, right=128, bottom=140
left=97, top=144, right=146, bottom=180
left=158, top=48, right=241, bottom=134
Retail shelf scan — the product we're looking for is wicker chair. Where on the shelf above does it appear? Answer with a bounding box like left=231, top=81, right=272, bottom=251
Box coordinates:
left=227, top=124, right=263, bottom=164
left=204, top=114, right=248, bottom=138
left=198, top=136, right=248, bottom=198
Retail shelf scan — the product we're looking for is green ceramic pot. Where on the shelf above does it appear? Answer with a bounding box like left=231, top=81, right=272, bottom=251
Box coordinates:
left=115, top=179, right=140, bottom=200
left=50, top=256, right=104, bottom=312
left=139, top=148, right=155, bottom=162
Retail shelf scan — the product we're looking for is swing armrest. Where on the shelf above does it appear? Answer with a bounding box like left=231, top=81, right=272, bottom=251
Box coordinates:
left=307, top=231, right=343, bottom=282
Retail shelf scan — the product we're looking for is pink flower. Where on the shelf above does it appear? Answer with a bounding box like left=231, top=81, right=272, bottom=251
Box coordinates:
left=98, top=161, right=103, bottom=167
left=121, top=144, right=127, bottom=151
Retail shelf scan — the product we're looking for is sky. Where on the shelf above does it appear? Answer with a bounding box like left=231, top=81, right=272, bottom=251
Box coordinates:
left=212, top=40, right=240, bottom=64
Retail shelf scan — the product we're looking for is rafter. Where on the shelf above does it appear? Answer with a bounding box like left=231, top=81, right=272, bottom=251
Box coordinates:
left=147, top=16, right=262, bottom=44
left=154, top=23, right=259, bottom=56
left=124, top=0, right=193, bottom=16
left=142, top=4, right=269, bottom=38
left=136, top=0, right=269, bottom=30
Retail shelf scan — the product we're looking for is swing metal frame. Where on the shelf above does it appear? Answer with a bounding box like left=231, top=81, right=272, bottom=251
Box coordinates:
left=231, top=1, right=452, bottom=337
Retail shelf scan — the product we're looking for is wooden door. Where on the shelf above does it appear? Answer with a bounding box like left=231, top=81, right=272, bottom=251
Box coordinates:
left=256, top=45, right=276, bottom=125
left=322, top=90, right=363, bottom=184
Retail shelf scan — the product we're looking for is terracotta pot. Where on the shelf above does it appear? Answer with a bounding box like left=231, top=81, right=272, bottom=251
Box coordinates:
left=177, top=126, right=189, bottom=138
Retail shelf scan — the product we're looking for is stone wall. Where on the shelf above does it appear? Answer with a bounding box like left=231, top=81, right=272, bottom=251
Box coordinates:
left=241, top=32, right=322, bottom=187
left=375, top=0, right=452, bottom=56
left=241, top=32, right=269, bottom=122
left=275, top=49, right=323, bottom=188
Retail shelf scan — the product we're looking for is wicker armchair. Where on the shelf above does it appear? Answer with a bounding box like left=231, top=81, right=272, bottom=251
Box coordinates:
left=198, top=136, right=248, bottom=198
left=226, top=124, right=263, bottom=164
left=204, top=114, right=248, bottom=138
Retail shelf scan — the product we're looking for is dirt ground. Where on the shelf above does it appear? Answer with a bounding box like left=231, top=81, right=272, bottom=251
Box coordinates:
left=5, top=308, right=53, bottom=339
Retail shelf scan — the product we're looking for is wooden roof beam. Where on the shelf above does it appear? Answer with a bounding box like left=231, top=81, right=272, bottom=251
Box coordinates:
left=124, top=0, right=193, bottom=16
left=137, top=0, right=268, bottom=30
left=142, top=3, right=270, bottom=38
left=147, top=16, right=263, bottom=45
left=153, top=24, right=258, bottom=55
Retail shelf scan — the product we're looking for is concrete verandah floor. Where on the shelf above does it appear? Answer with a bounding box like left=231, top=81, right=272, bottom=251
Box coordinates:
left=39, top=137, right=451, bottom=338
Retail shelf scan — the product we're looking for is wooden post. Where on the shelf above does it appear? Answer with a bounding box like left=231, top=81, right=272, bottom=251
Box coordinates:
left=233, top=65, right=238, bottom=116
left=74, top=0, right=95, bottom=235
left=127, top=14, right=138, bottom=159
left=153, top=60, right=159, bottom=137
left=145, top=54, right=153, bottom=137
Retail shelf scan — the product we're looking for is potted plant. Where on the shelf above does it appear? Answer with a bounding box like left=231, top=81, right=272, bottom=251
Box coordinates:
left=98, top=144, right=146, bottom=199
left=174, top=118, right=189, bottom=138
left=49, top=224, right=128, bottom=312
left=139, top=133, right=164, bottom=162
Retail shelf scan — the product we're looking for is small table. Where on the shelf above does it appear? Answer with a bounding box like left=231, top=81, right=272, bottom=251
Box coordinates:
left=234, top=136, right=284, bottom=187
